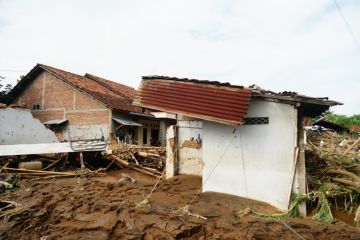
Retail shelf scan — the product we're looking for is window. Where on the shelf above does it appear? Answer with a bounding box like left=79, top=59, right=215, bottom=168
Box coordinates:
left=32, top=104, right=41, bottom=110
left=244, top=117, right=269, bottom=125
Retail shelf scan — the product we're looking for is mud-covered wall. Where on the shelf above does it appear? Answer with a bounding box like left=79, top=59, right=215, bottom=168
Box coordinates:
left=177, top=120, right=203, bottom=176
left=202, top=99, right=298, bottom=211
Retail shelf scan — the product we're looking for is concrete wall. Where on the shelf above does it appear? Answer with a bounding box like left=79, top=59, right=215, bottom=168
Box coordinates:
left=14, top=71, right=111, bottom=141
left=0, top=108, right=59, bottom=144
left=177, top=120, right=203, bottom=176
left=202, top=99, right=298, bottom=211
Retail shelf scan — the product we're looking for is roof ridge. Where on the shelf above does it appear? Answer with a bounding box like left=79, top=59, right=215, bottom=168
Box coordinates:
left=84, top=73, right=133, bottom=103
left=85, top=73, right=134, bottom=90
left=37, top=64, right=84, bottom=78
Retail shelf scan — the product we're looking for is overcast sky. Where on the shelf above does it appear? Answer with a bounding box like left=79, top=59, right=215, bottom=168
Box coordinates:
left=0, top=0, right=359, bottom=115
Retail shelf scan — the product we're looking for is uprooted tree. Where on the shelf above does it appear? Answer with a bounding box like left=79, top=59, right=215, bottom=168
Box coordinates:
left=305, top=130, right=360, bottom=225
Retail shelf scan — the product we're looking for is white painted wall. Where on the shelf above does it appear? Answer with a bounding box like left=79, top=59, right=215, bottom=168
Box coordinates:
left=202, top=99, right=298, bottom=211
left=0, top=108, right=59, bottom=144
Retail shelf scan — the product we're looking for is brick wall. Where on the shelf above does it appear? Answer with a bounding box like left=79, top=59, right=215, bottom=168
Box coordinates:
left=32, top=110, right=65, bottom=122
left=67, top=111, right=109, bottom=125
left=17, top=72, right=44, bottom=108
left=15, top=70, right=111, bottom=140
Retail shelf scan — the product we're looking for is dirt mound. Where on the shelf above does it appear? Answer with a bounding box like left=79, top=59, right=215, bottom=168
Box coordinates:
left=0, top=170, right=359, bottom=239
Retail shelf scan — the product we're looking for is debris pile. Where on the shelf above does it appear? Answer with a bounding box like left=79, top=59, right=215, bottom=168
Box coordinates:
left=104, top=145, right=166, bottom=178
left=305, top=130, right=360, bottom=225
left=0, top=153, right=105, bottom=188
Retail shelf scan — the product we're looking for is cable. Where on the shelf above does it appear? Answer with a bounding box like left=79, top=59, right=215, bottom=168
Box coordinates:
left=186, top=128, right=236, bottom=206
left=0, top=69, right=26, bottom=72
left=334, top=0, right=360, bottom=50
left=280, top=220, right=305, bottom=240
left=238, top=127, right=248, bottom=197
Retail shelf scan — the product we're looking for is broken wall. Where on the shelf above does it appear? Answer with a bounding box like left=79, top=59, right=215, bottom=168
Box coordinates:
left=176, top=120, right=203, bottom=176
left=0, top=108, right=59, bottom=144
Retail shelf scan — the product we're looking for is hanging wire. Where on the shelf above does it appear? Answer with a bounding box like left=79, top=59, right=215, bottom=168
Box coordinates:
left=334, top=0, right=360, bottom=50
left=183, top=127, right=237, bottom=207
left=237, top=126, right=248, bottom=197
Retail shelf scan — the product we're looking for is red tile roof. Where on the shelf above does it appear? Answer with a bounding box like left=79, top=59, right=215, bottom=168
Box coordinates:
left=135, top=76, right=252, bottom=125
left=12, top=64, right=142, bottom=113
left=84, top=73, right=136, bottom=100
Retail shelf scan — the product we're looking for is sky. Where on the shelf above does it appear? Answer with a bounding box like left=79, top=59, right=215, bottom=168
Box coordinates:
left=0, top=0, right=359, bottom=115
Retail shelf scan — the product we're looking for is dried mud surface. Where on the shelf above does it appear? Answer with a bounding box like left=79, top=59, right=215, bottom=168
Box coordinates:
left=1, top=170, right=359, bottom=240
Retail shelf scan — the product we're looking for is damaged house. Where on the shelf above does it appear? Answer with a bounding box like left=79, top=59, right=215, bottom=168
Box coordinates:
left=8, top=64, right=166, bottom=146
left=134, top=76, right=341, bottom=212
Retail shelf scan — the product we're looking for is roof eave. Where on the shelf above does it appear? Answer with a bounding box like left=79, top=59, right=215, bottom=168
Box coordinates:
left=133, top=101, right=241, bottom=125
left=252, top=93, right=342, bottom=107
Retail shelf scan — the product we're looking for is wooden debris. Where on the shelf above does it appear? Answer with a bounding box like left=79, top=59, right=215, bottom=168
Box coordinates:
left=0, top=200, right=25, bottom=220
left=306, top=130, right=360, bottom=222
left=136, top=151, right=160, bottom=158
left=42, top=158, right=63, bottom=171
left=173, top=205, right=207, bottom=221
left=119, top=173, right=136, bottom=184
left=332, top=178, right=360, bottom=191
left=3, top=167, right=76, bottom=177
left=344, top=137, right=360, bottom=155
left=107, top=155, right=161, bottom=178
left=104, top=145, right=165, bottom=178
left=327, top=168, right=360, bottom=182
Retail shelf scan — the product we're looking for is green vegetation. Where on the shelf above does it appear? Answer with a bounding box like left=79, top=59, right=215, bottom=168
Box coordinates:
left=0, top=79, right=13, bottom=104
left=322, top=111, right=360, bottom=128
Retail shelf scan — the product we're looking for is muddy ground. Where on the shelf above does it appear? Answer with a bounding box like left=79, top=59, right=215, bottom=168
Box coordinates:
left=0, top=170, right=359, bottom=240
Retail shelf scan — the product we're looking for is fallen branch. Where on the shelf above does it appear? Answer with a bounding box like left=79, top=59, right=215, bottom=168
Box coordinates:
left=136, top=151, right=160, bottom=158
left=119, top=173, right=136, bottom=184
left=172, top=205, right=207, bottom=221
left=108, top=155, right=161, bottom=178
left=130, top=153, right=139, bottom=165
left=3, top=167, right=76, bottom=176
left=344, top=138, right=360, bottom=155
left=0, top=200, right=25, bottom=219
left=0, top=162, right=9, bottom=173
left=326, top=169, right=360, bottom=182
left=42, top=158, right=63, bottom=171
left=332, top=178, right=360, bottom=191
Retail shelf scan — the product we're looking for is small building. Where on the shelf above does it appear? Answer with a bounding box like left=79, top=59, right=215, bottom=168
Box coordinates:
left=9, top=64, right=163, bottom=146
left=134, top=76, right=341, bottom=212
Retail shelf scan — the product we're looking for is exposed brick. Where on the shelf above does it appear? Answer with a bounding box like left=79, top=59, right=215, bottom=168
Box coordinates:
left=43, top=72, right=75, bottom=110
left=18, top=72, right=44, bottom=108
left=75, top=90, right=105, bottom=110
left=32, top=110, right=65, bottom=122
left=66, top=111, right=110, bottom=125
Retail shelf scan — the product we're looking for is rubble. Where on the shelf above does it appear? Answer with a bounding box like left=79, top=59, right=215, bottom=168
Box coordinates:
left=104, top=145, right=166, bottom=178
left=305, top=130, right=360, bottom=225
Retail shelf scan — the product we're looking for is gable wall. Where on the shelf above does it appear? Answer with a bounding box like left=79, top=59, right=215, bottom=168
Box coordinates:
left=15, top=71, right=111, bottom=140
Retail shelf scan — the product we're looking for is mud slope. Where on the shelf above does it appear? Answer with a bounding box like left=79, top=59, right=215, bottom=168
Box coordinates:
left=1, top=170, right=359, bottom=240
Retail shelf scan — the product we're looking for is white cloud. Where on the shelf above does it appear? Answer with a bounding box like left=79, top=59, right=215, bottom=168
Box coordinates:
left=0, top=0, right=359, bottom=114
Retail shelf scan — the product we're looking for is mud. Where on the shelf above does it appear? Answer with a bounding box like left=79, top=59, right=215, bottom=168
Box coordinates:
left=0, top=170, right=359, bottom=240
